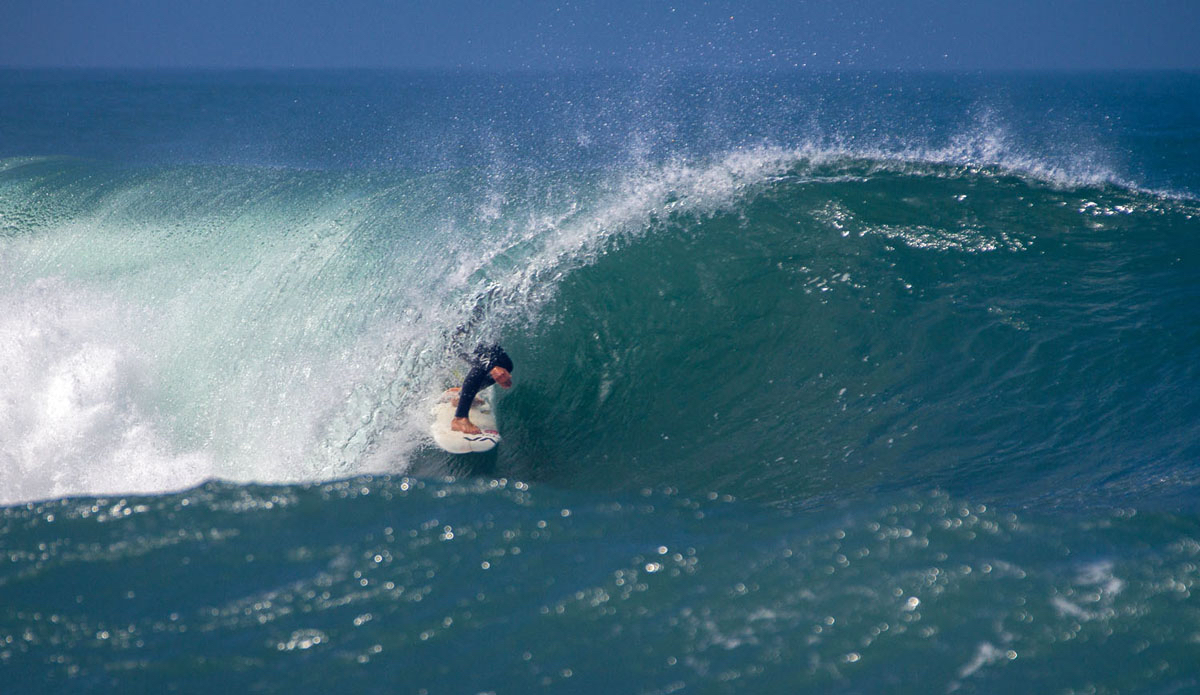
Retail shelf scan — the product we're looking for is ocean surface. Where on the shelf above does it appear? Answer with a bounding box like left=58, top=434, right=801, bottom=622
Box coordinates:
left=1, top=69, right=1198, bottom=693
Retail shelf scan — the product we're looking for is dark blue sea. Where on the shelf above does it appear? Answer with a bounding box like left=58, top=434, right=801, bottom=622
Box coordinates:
left=1, top=69, right=1198, bottom=693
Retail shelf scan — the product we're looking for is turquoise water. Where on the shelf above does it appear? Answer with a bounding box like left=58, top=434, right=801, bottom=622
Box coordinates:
left=2, top=70, right=1199, bottom=692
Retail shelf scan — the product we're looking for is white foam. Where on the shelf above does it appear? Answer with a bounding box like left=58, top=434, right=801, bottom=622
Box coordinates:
left=0, top=278, right=214, bottom=505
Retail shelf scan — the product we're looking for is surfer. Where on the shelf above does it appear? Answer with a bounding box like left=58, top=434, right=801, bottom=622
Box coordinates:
left=450, top=344, right=514, bottom=435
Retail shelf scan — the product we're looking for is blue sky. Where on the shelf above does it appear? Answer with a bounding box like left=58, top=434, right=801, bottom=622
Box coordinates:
left=3, top=0, right=1198, bottom=70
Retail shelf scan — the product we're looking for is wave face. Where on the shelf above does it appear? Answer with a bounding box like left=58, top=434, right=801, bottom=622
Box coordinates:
left=2, top=70, right=1199, bottom=692
left=501, top=159, right=1200, bottom=509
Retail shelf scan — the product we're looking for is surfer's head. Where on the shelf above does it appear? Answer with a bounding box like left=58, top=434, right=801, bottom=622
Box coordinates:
left=490, top=351, right=514, bottom=373
left=490, top=366, right=513, bottom=388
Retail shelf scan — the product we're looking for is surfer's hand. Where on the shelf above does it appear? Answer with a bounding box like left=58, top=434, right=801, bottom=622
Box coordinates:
left=451, top=417, right=482, bottom=435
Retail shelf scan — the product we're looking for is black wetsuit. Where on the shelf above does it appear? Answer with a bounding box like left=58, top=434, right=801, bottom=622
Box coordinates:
left=455, top=344, right=514, bottom=419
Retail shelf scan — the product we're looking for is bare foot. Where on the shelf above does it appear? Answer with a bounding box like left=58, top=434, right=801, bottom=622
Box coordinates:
left=451, top=417, right=482, bottom=435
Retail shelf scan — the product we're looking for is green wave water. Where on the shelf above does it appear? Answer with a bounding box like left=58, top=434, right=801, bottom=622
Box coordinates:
left=485, top=159, right=1200, bottom=511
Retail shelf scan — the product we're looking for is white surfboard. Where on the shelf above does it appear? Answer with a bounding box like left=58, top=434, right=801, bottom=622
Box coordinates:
left=430, top=387, right=501, bottom=453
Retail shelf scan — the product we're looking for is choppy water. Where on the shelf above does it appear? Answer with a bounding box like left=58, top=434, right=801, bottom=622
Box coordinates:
left=2, top=70, right=1198, bottom=693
